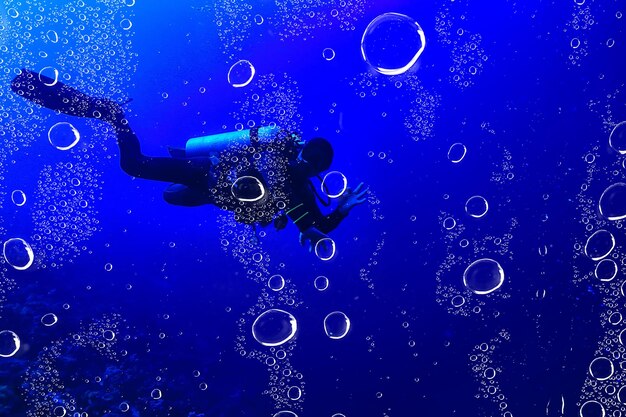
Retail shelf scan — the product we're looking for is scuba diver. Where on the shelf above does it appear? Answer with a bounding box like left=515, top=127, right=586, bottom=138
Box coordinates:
left=10, top=68, right=368, bottom=255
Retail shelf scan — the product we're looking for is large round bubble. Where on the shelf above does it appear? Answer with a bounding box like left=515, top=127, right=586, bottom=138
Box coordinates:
left=448, top=143, right=467, bottom=163
left=609, top=121, right=626, bottom=154
left=48, top=122, right=80, bottom=150
left=324, top=311, right=351, bottom=339
left=41, top=313, right=58, bottom=327
left=53, top=406, right=66, bottom=417
left=38, top=66, right=59, bottom=86
left=273, top=412, right=298, bottom=417
left=589, top=357, right=614, bottom=381
left=463, top=258, right=505, bottom=295
left=231, top=176, right=266, bottom=202
left=584, top=230, right=615, bottom=261
left=595, top=259, right=618, bottom=282
left=579, top=400, right=605, bottom=417
left=0, top=330, right=20, bottom=357
left=599, top=183, right=626, bottom=220
left=228, top=60, right=255, bottom=88
left=315, top=237, right=336, bottom=261
left=618, top=386, right=626, bottom=403
left=314, top=276, right=329, bottom=291
left=360, top=13, right=426, bottom=75
left=252, top=309, right=297, bottom=347
left=321, top=171, right=348, bottom=198
left=465, top=195, right=488, bottom=218
left=287, top=386, right=302, bottom=400
left=11, top=190, right=26, bottom=206
left=3, top=238, right=34, bottom=270
left=268, top=274, right=285, bottom=291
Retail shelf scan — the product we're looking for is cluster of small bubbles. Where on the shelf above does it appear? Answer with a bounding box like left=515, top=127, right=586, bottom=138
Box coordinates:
left=577, top=329, right=626, bottom=414
left=215, top=124, right=294, bottom=226
left=349, top=71, right=383, bottom=99
left=565, top=4, right=595, bottom=67
left=274, top=0, right=368, bottom=41
left=0, top=0, right=136, bottom=296
left=219, top=213, right=305, bottom=411
left=233, top=73, right=303, bottom=134
left=435, top=213, right=517, bottom=317
left=571, top=144, right=625, bottom=284
left=30, top=162, right=103, bottom=269
left=0, top=270, right=17, bottom=317
left=366, top=150, right=394, bottom=164
left=366, top=334, right=377, bottom=353
left=434, top=1, right=488, bottom=89
left=23, top=314, right=124, bottom=417
left=469, top=330, right=511, bottom=416
left=588, top=87, right=625, bottom=133
left=434, top=0, right=463, bottom=45
left=358, top=232, right=386, bottom=292
left=490, top=149, right=515, bottom=184
left=572, top=142, right=626, bottom=414
left=448, top=32, right=487, bottom=89
left=402, top=76, right=441, bottom=141
left=237, top=297, right=305, bottom=411
left=210, top=0, right=255, bottom=58
left=349, top=72, right=440, bottom=141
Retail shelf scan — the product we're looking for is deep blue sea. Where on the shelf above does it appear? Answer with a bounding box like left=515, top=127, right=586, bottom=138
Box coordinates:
left=1, top=0, right=625, bottom=416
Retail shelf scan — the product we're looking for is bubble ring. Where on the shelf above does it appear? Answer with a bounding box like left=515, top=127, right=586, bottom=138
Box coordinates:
left=360, top=12, right=426, bottom=76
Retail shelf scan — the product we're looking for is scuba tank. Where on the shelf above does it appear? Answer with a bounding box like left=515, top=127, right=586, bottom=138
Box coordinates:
left=185, top=125, right=282, bottom=158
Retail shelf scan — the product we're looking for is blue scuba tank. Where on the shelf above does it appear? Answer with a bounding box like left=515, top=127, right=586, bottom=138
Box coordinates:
left=185, top=125, right=281, bottom=158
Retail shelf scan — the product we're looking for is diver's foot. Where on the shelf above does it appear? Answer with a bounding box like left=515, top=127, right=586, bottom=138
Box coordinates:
left=11, top=68, right=128, bottom=123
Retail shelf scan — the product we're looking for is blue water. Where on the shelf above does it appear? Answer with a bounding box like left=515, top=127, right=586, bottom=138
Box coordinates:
left=1, top=0, right=625, bottom=416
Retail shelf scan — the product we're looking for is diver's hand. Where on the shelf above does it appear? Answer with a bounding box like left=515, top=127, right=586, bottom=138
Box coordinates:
left=299, top=227, right=328, bottom=253
left=337, top=182, right=369, bottom=215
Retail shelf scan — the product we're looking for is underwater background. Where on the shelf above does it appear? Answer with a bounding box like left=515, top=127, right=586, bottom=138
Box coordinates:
left=1, top=0, right=626, bottom=416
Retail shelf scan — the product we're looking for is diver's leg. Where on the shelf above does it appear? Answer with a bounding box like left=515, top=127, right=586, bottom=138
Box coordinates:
left=10, top=69, right=211, bottom=187
left=163, top=184, right=215, bottom=207
left=111, top=120, right=213, bottom=187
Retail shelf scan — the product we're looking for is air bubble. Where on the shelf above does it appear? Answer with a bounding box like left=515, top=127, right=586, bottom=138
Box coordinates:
left=324, top=311, right=351, bottom=339
left=228, top=60, right=255, bottom=88
left=361, top=13, right=426, bottom=75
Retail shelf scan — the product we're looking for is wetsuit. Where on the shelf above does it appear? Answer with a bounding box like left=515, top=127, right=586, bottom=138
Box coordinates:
left=113, top=121, right=348, bottom=231
left=284, top=169, right=348, bottom=233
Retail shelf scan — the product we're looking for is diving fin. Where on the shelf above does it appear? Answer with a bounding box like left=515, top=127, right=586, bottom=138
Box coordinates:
left=10, top=68, right=122, bottom=121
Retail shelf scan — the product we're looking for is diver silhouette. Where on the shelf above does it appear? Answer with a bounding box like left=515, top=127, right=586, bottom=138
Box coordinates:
left=11, top=68, right=368, bottom=254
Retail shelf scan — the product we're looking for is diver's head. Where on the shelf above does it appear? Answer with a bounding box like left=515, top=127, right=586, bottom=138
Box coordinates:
left=299, top=137, right=333, bottom=177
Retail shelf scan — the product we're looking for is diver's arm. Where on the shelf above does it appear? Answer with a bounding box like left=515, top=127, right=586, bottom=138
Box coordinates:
left=315, top=209, right=347, bottom=234
left=317, top=182, right=369, bottom=233
left=286, top=199, right=347, bottom=234
left=286, top=182, right=368, bottom=234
